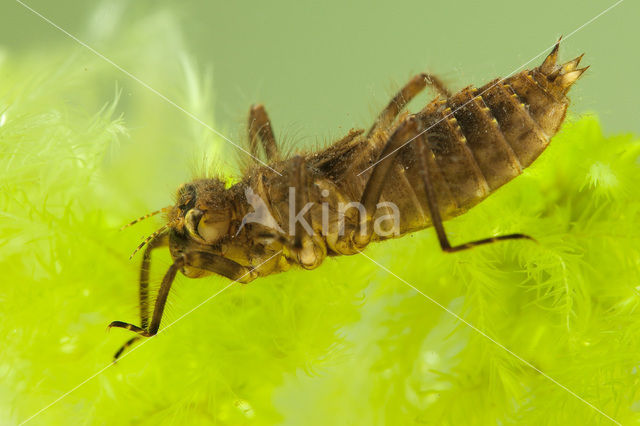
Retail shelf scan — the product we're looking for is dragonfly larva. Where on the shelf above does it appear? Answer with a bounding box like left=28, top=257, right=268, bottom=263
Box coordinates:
left=109, top=39, right=587, bottom=359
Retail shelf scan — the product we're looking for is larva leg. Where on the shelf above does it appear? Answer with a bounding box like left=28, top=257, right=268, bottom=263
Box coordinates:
left=112, top=336, right=141, bottom=360
left=289, top=155, right=325, bottom=268
left=367, top=73, right=451, bottom=138
left=416, top=134, right=533, bottom=252
left=423, top=73, right=451, bottom=98
left=248, top=104, right=280, bottom=162
left=108, top=257, right=184, bottom=360
left=109, top=252, right=254, bottom=360
left=108, top=231, right=168, bottom=360
left=187, top=251, right=257, bottom=284
left=337, top=117, right=419, bottom=252
left=290, top=156, right=307, bottom=251
left=138, top=231, right=169, bottom=330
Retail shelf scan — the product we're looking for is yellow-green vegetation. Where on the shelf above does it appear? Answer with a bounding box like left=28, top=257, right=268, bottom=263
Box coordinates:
left=2, top=31, right=640, bottom=426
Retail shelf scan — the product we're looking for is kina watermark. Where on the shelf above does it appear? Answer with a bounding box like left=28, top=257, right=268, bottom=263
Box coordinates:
left=236, top=186, right=400, bottom=238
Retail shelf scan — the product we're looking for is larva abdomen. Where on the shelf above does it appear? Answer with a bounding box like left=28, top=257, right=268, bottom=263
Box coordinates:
left=447, top=87, right=522, bottom=191
left=367, top=45, right=587, bottom=237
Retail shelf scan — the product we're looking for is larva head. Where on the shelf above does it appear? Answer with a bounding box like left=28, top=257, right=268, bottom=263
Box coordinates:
left=168, top=179, right=232, bottom=247
left=538, top=37, right=588, bottom=96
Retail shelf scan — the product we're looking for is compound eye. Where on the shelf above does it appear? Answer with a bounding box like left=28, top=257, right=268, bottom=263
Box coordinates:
left=177, top=184, right=196, bottom=211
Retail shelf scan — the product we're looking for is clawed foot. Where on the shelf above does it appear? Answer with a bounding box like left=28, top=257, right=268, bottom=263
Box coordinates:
left=108, top=320, right=150, bottom=336
left=108, top=321, right=150, bottom=362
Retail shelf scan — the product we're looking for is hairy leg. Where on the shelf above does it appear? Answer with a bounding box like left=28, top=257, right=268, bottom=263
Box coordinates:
left=333, top=117, right=419, bottom=254
left=138, top=231, right=169, bottom=329
left=423, top=73, right=451, bottom=98
left=248, top=104, right=280, bottom=162
left=109, top=231, right=168, bottom=360
left=109, top=252, right=255, bottom=360
left=367, top=73, right=451, bottom=138
left=289, top=155, right=325, bottom=268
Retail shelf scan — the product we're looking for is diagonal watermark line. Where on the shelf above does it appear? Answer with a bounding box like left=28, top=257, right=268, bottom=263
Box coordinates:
left=358, top=250, right=621, bottom=425
left=357, top=0, right=625, bottom=177
left=19, top=251, right=282, bottom=425
left=14, top=0, right=283, bottom=176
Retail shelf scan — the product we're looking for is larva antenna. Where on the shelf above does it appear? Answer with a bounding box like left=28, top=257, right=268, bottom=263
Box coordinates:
left=120, top=206, right=172, bottom=231
left=128, top=221, right=175, bottom=260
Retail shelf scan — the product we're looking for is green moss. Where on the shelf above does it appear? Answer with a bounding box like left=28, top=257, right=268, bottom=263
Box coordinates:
left=2, top=31, right=640, bottom=426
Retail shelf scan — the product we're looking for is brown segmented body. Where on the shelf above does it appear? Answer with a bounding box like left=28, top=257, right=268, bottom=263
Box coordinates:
left=217, top=45, right=585, bottom=272
left=109, top=41, right=587, bottom=358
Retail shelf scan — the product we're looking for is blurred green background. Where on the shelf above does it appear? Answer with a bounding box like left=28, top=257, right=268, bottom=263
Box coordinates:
left=2, top=0, right=636, bottom=207
left=2, top=0, right=640, bottom=425
left=2, top=0, right=637, bottom=131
